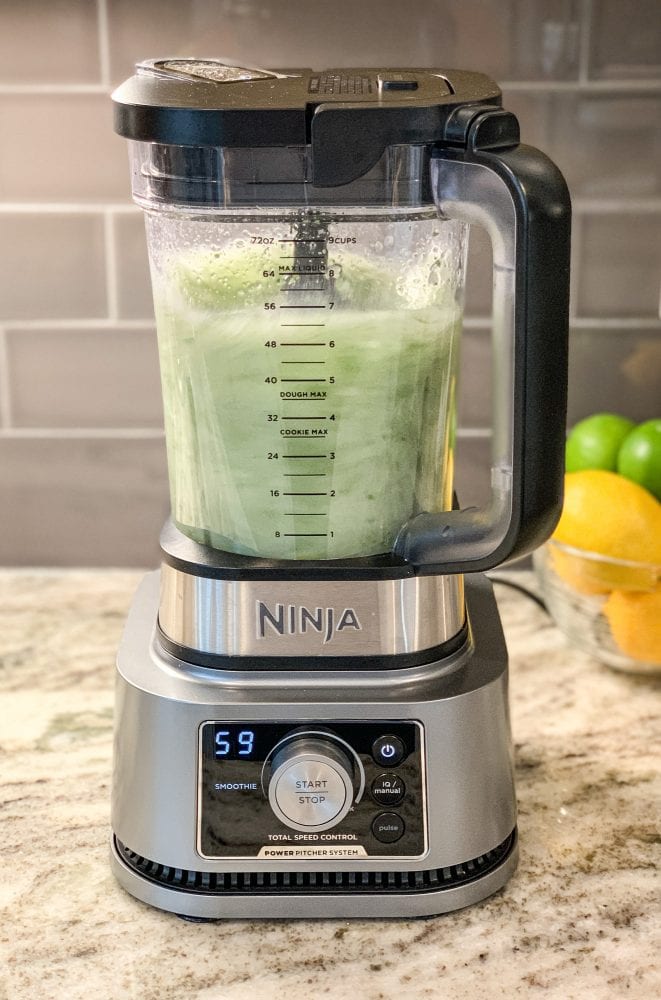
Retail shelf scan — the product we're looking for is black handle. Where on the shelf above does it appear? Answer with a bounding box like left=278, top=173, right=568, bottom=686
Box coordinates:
left=395, top=118, right=571, bottom=573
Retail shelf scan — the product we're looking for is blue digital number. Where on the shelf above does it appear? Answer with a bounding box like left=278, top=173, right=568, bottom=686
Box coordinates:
left=237, top=730, right=255, bottom=756
left=214, top=730, right=231, bottom=756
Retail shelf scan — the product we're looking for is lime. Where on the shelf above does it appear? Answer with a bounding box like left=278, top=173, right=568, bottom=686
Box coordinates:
left=617, top=419, right=661, bottom=502
left=565, top=413, right=635, bottom=473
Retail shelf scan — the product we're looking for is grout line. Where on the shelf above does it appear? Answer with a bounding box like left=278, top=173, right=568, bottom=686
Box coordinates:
left=462, top=317, right=492, bottom=329
left=96, top=0, right=112, bottom=89
left=573, top=198, right=661, bottom=213
left=571, top=317, right=661, bottom=330
left=499, top=79, right=661, bottom=92
left=577, top=0, right=593, bottom=85
left=456, top=428, right=492, bottom=439
left=0, top=428, right=165, bottom=440
left=0, top=84, right=111, bottom=95
left=0, top=203, right=137, bottom=214
left=0, top=327, right=12, bottom=430
left=2, top=319, right=155, bottom=331
left=104, top=211, right=119, bottom=320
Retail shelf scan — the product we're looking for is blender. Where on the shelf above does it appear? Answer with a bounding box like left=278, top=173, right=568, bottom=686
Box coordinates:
left=110, top=60, right=570, bottom=919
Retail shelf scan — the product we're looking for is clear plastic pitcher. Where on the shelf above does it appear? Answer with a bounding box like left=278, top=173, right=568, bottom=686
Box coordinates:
left=115, top=61, right=570, bottom=571
left=132, top=148, right=466, bottom=560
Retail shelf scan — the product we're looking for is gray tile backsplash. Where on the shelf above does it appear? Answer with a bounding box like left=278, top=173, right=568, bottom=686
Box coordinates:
left=0, top=0, right=659, bottom=566
left=457, top=328, right=492, bottom=429
left=114, top=212, right=155, bottom=320
left=577, top=214, right=661, bottom=317
left=589, top=0, right=661, bottom=80
left=0, top=95, right=128, bottom=202
left=106, top=0, right=582, bottom=86
left=0, top=436, right=168, bottom=567
left=0, top=1, right=101, bottom=84
left=568, top=327, right=661, bottom=423
left=0, top=214, right=107, bottom=320
left=6, top=326, right=162, bottom=429
left=503, top=90, right=661, bottom=198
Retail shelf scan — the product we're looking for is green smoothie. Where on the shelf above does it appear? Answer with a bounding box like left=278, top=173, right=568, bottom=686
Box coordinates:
left=154, top=243, right=461, bottom=559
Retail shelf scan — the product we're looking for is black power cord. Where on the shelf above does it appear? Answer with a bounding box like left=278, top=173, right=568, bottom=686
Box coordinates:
left=487, top=575, right=549, bottom=614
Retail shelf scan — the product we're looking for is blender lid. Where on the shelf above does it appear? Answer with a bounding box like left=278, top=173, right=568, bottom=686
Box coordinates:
left=112, top=60, right=504, bottom=186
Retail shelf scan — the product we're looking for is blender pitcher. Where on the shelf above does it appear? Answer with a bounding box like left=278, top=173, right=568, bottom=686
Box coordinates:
left=117, top=60, right=569, bottom=570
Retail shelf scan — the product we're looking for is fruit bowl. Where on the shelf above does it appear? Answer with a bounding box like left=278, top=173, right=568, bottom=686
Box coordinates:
left=533, top=539, right=661, bottom=674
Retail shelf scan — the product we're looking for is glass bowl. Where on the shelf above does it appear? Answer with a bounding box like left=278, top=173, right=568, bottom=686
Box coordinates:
left=533, top=539, right=661, bottom=674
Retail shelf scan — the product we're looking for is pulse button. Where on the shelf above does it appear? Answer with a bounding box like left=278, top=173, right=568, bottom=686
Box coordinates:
left=372, top=735, right=405, bottom=767
left=372, top=812, right=405, bottom=843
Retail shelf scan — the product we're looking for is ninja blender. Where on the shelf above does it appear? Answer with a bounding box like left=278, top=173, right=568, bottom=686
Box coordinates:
left=110, top=60, right=570, bottom=919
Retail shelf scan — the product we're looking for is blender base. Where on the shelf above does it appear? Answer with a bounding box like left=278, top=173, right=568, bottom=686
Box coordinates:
left=111, top=573, right=518, bottom=920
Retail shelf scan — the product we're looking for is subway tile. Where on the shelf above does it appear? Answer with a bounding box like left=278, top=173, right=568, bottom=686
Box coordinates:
left=0, top=214, right=107, bottom=321
left=0, top=436, right=168, bottom=567
left=464, top=225, right=493, bottom=317
left=6, top=327, right=162, bottom=429
left=576, top=214, right=661, bottom=318
left=0, top=95, right=128, bottom=202
left=568, top=326, right=661, bottom=425
left=107, top=0, right=580, bottom=85
left=115, top=213, right=155, bottom=320
left=457, top=328, right=492, bottom=430
left=453, top=434, right=492, bottom=512
left=0, top=1, right=101, bottom=84
left=589, top=0, right=661, bottom=80
left=503, top=90, right=661, bottom=198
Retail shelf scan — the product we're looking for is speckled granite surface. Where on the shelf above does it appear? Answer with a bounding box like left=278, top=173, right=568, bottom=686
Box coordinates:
left=0, top=569, right=659, bottom=1000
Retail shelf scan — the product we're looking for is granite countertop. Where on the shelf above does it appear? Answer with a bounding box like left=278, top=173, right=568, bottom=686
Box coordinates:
left=0, top=569, right=659, bottom=1000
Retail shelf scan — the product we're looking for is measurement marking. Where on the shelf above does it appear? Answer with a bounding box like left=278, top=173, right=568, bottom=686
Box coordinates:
left=283, top=473, right=327, bottom=476
left=283, top=454, right=327, bottom=459
left=281, top=416, right=327, bottom=420
left=280, top=287, right=326, bottom=292
left=284, top=533, right=328, bottom=537
left=280, top=255, right=326, bottom=259
left=283, top=492, right=328, bottom=496
left=284, top=513, right=328, bottom=516
left=280, top=305, right=326, bottom=310
left=278, top=239, right=327, bottom=243
left=280, top=342, right=326, bottom=346
left=280, top=378, right=326, bottom=382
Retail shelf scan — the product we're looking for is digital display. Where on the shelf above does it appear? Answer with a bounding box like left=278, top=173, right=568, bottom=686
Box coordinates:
left=212, top=725, right=257, bottom=759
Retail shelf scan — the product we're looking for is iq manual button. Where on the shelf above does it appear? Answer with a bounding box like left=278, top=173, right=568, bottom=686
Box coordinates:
left=371, top=773, right=405, bottom=807
left=372, top=812, right=405, bottom=844
left=372, top=734, right=405, bottom=767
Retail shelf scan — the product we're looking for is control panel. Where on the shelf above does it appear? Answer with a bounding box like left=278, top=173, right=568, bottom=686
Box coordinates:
left=197, top=721, right=426, bottom=860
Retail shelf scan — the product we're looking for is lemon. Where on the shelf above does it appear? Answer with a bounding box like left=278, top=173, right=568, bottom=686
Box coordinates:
left=604, top=589, right=661, bottom=666
left=551, top=471, right=661, bottom=592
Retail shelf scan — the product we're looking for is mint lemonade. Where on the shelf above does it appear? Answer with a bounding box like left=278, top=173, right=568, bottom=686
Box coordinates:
left=151, top=222, right=463, bottom=560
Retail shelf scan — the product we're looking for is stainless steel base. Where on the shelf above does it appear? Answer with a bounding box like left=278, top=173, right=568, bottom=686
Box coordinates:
left=111, top=571, right=517, bottom=919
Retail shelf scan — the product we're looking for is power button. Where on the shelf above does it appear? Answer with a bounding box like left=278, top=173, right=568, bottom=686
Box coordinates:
left=372, top=735, right=405, bottom=767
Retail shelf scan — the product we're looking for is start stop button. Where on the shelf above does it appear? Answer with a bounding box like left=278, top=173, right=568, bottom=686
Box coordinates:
left=267, top=737, right=354, bottom=832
